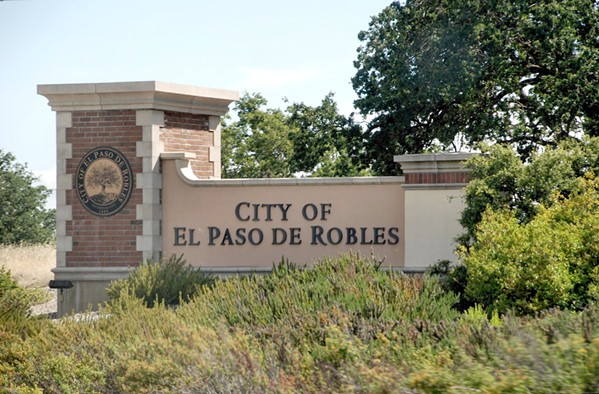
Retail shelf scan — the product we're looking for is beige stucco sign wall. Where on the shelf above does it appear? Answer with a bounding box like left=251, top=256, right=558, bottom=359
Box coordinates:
left=162, top=156, right=405, bottom=271
left=39, top=80, right=474, bottom=316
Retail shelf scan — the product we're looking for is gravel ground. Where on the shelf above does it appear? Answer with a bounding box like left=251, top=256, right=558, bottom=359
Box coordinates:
left=31, top=288, right=58, bottom=319
left=29, top=289, right=104, bottom=321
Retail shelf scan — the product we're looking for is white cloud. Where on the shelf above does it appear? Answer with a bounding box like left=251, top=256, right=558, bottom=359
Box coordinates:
left=337, top=99, right=359, bottom=117
left=34, top=168, right=56, bottom=210
left=239, top=67, right=321, bottom=90
left=34, top=168, right=56, bottom=190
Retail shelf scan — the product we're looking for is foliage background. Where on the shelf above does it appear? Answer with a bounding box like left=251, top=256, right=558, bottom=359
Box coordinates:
left=0, top=150, right=55, bottom=244
left=221, top=93, right=369, bottom=178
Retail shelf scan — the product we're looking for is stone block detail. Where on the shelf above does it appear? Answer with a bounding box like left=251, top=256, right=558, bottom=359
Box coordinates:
left=55, top=112, right=74, bottom=270
left=142, top=188, right=161, bottom=205
left=56, top=221, right=67, bottom=237
left=56, top=251, right=66, bottom=268
left=56, top=205, right=72, bottom=221
left=56, top=189, right=67, bottom=206
left=57, top=111, right=72, bottom=128
left=57, top=174, right=72, bottom=190
left=209, top=115, right=222, bottom=179
left=136, top=172, right=162, bottom=189
left=57, top=236, right=73, bottom=253
left=136, top=110, right=164, bottom=127
left=135, top=110, right=165, bottom=258
left=136, top=235, right=163, bottom=253
left=136, top=204, right=162, bottom=221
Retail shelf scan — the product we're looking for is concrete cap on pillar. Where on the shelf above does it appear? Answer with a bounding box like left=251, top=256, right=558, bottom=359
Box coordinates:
left=38, top=81, right=239, bottom=116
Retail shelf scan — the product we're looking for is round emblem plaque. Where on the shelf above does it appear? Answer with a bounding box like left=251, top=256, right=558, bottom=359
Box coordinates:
left=75, top=147, right=133, bottom=217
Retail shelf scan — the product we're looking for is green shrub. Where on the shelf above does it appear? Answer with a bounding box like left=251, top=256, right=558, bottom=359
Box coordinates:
left=461, top=304, right=502, bottom=328
left=461, top=177, right=599, bottom=315
left=178, top=253, right=460, bottom=352
left=1, top=255, right=599, bottom=392
left=0, top=266, right=47, bottom=322
left=460, top=138, right=599, bottom=249
left=426, top=259, right=473, bottom=312
left=106, top=255, right=214, bottom=307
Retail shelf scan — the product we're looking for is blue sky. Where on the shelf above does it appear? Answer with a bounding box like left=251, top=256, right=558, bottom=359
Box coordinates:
left=0, top=0, right=392, bottom=208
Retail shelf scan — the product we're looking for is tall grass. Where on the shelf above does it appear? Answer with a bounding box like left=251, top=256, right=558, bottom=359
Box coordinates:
left=0, top=243, right=55, bottom=288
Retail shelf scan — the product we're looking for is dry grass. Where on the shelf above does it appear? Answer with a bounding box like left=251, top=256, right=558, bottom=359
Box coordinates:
left=0, top=243, right=55, bottom=289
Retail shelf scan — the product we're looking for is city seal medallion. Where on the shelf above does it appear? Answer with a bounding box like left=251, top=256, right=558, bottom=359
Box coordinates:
left=75, top=147, right=133, bottom=216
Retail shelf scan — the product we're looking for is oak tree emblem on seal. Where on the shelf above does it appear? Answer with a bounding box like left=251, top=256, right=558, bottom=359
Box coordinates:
left=76, top=147, right=133, bottom=216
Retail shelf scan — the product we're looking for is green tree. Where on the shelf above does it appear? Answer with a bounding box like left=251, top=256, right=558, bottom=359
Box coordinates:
left=221, top=93, right=295, bottom=178
left=0, top=150, right=55, bottom=244
left=221, top=93, right=369, bottom=178
left=459, top=138, right=599, bottom=248
left=353, top=0, right=599, bottom=175
left=286, top=93, right=369, bottom=177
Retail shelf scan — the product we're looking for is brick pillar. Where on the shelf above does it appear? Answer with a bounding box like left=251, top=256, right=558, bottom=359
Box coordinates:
left=394, top=153, right=476, bottom=271
left=38, top=81, right=238, bottom=315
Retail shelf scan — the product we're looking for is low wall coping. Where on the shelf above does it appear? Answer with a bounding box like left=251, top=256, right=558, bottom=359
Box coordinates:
left=394, top=152, right=476, bottom=173
left=161, top=152, right=405, bottom=187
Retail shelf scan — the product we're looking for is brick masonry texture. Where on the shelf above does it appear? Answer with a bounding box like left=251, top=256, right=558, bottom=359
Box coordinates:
left=160, top=111, right=213, bottom=178
left=65, top=110, right=143, bottom=267
left=405, top=171, right=469, bottom=184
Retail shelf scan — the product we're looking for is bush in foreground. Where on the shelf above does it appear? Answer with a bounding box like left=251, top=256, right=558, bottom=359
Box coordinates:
left=461, top=177, right=599, bottom=315
left=0, top=266, right=47, bottom=322
left=1, top=254, right=599, bottom=393
left=106, top=255, right=214, bottom=307
left=180, top=254, right=459, bottom=328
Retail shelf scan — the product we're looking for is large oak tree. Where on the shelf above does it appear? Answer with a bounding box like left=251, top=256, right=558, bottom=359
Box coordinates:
left=353, top=0, right=599, bottom=175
